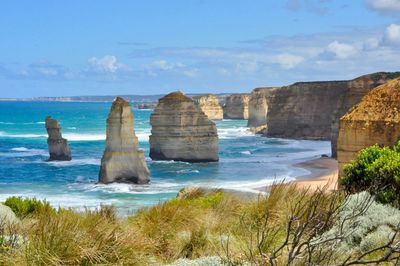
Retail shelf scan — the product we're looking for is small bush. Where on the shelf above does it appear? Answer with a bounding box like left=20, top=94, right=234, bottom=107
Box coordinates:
left=341, top=142, right=400, bottom=206
left=3, top=196, right=54, bottom=218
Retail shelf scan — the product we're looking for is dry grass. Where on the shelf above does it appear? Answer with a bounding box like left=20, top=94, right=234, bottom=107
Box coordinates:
left=0, top=183, right=398, bottom=265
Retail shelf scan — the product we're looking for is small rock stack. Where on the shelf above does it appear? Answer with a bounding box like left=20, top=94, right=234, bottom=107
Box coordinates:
left=193, top=94, right=223, bottom=120
left=45, top=116, right=72, bottom=161
left=223, top=93, right=250, bottom=119
left=150, top=91, right=219, bottom=162
left=99, top=97, right=150, bottom=184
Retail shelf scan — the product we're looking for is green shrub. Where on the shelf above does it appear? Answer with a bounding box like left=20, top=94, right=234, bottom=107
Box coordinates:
left=341, top=142, right=400, bottom=206
left=3, top=196, right=54, bottom=218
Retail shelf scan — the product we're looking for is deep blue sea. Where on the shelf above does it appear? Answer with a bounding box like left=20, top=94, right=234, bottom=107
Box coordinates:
left=0, top=101, right=330, bottom=213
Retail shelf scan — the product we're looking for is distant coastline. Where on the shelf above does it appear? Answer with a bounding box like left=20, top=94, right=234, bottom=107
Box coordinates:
left=0, top=93, right=232, bottom=103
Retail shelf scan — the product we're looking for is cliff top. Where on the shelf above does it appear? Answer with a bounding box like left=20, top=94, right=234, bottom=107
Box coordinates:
left=160, top=91, right=193, bottom=104
left=342, top=78, right=400, bottom=122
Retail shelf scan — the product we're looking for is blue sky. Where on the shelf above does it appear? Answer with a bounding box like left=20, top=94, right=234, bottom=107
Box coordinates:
left=0, top=0, right=400, bottom=97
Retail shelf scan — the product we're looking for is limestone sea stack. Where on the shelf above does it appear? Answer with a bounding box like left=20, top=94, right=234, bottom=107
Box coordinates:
left=337, top=78, right=400, bottom=176
left=150, top=91, right=219, bottom=162
left=99, top=97, right=150, bottom=184
left=247, top=87, right=278, bottom=128
left=193, top=94, right=223, bottom=120
left=224, top=94, right=250, bottom=119
left=45, top=116, right=71, bottom=161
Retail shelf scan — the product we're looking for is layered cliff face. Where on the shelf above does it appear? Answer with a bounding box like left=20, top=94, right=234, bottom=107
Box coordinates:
left=150, top=91, right=219, bottom=162
left=193, top=94, right=223, bottom=120
left=45, top=116, right=71, bottom=161
left=246, top=72, right=400, bottom=148
left=337, top=78, right=400, bottom=176
left=99, top=97, right=150, bottom=184
left=223, top=94, right=250, bottom=119
left=331, top=72, right=400, bottom=157
left=265, top=81, right=349, bottom=140
left=247, top=88, right=277, bottom=127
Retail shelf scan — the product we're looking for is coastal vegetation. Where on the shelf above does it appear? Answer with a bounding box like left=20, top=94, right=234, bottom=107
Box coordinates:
left=1, top=182, right=399, bottom=265
left=342, top=141, right=400, bottom=207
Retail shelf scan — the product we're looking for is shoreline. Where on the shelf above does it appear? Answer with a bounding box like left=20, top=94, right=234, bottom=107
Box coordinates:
left=253, top=157, right=338, bottom=193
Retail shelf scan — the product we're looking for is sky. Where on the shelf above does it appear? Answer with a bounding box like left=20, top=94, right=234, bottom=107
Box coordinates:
left=0, top=0, right=400, bottom=98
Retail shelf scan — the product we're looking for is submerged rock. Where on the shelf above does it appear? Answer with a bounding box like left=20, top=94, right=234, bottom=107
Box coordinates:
left=224, top=93, right=250, bottom=120
left=150, top=91, right=219, bottom=162
left=99, top=97, right=150, bottom=184
left=193, top=94, right=223, bottom=120
left=45, top=116, right=72, bottom=161
left=337, top=78, right=400, bottom=175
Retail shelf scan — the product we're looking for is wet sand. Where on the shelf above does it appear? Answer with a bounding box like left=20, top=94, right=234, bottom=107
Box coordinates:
left=254, top=157, right=339, bottom=193
left=292, top=157, right=338, bottom=191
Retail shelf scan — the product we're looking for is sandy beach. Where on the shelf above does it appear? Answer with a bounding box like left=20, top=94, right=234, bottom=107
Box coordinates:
left=292, top=157, right=338, bottom=191
left=254, top=157, right=339, bottom=193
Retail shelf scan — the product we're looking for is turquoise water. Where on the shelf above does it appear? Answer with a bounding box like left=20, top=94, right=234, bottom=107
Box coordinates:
left=0, top=101, right=330, bottom=213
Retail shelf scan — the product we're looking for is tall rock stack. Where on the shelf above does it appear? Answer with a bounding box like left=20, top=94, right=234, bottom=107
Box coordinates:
left=337, top=78, right=400, bottom=176
left=193, top=94, right=223, bottom=120
left=150, top=91, right=219, bottom=162
left=99, top=97, right=150, bottom=184
left=45, top=116, right=71, bottom=161
left=224, top=94, right=250, bottom=119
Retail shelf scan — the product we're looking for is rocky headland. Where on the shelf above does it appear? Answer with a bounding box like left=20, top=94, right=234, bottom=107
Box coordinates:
left=246, top=72, right=400, bottom=153
left=45, top=116, right=72, bottom=161
left=149, top=91, right=219, bottom=162
left=99, top=97, right=150, bottom=184
left=223, top=93, right=250, bottom=119
left=193, top=94, right=224, bottom=120
left=337, top=78, right=400, bottom=176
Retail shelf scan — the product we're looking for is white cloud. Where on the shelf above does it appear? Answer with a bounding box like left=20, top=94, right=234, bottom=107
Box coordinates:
left=384, top=24, right=400, bottom=44
left=366, top=0, right=400, bottom=12
left=149, top=60, right=184, bottom=70
left=275, top=53, right=305, bottom=69
left=326, top=41, right=358, bottom=59
left=88, top=55, right=129, bottom=73
left=363, top=37, right=381, bottom=50
left=183, top=69, right=199, bottom=78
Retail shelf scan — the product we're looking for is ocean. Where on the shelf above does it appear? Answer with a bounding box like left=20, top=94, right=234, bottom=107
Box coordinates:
left=0, top=101, right=331, bottom=213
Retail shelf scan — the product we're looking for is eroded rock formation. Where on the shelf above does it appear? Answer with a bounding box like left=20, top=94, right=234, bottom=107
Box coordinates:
left=246, top=72, right=400, bottom=153
left=193, top=94, right=223, bottom=120
left=99, top=97, right=150, bottom=184
left=337, top=78, right=400, bottom=176
left=150, top=91, right=219, bottom=162
left=331, top=72, right=400, bottom=157
left=45, top=116, right=71, bottom=161
left=224, top=94, right=250, bottom=119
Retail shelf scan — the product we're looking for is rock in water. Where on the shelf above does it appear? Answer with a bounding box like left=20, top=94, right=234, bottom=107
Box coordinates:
left=337, top=78, right=400, bottom=176
left=224, top=93, right=250, bottom=119
left=99, top=97, right=150, bottom=184
left=45, top=116, right=71, bottom=161
left=193, top=94, right=223, bottom=120
left=150, top=91, right=219, bottom=162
